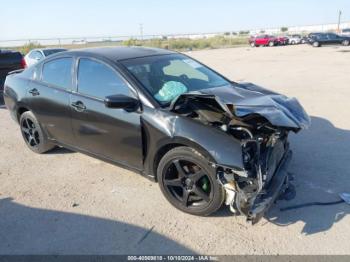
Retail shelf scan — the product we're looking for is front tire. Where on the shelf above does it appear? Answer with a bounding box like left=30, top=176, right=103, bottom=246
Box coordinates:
left=157, top=147, right=225, bottom=216
left=342, top=40, right=350, bottom=46
left=268, top=41, right=274, bottom=47
left=19, top=111, right=55, bottom=154
left=313, top=41, right=320, bottom=47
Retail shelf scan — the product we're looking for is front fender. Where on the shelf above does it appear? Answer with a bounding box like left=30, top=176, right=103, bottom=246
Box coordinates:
left=142, top=108, right=244, bottom=179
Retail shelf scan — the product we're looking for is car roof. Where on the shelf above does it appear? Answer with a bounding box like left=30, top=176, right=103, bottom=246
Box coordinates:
left=61, top=46, right=176, bottom=61
left=41, top=48, right=67, bottom=50
left=30, top=48, right=67, bottom=52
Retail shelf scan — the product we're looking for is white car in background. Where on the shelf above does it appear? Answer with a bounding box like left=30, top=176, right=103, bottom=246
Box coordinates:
left=287, top=35, right=302, bottom=44
left=24, top=48, right=67, bottom=67
left=341, top=28, right=350, bottom=36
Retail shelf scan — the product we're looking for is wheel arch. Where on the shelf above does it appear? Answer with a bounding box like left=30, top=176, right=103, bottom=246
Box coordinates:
left=151, top=138, right=216, bottom=182
left=16, top=106, right=30, bottom=122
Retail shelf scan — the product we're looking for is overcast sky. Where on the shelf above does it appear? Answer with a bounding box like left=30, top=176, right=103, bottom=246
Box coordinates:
left=1, top=0, right=350, bottom=40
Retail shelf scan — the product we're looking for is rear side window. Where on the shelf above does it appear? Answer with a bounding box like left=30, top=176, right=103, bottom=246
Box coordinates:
left=42, top=58, right=73, bottom=89
left=327, top=33, right=337, bottom=39
left=77, top=58, right=133, bottom=99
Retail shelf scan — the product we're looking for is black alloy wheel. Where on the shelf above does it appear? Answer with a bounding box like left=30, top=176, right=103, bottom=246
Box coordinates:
left=19, top=111, right=55, bottom=153
left=21, top=117, right=40, bottom=148
left=157, top=147, right=224, bottom=216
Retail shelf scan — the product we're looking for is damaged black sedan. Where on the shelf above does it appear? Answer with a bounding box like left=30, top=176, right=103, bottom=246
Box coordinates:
left=3, top=47, right=310, bottom=223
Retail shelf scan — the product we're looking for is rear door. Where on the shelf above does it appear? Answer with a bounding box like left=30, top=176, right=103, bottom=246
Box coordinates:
left=326, top=33, right=338, bottom=44
left=28, top=57, right=75, bottom=145
left=332, top=34, right=344, bottom=44
left=70, top=57, right=143, bottom=170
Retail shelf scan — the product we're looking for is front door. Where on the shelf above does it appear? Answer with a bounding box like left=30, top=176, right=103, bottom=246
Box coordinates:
left=70, top=58, right=143, bottom=170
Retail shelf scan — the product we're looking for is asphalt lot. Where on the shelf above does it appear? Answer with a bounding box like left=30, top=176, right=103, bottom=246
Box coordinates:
left=0, top=44, right=350, bottom=255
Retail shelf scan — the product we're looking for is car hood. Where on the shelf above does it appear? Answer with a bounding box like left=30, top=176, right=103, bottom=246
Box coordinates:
left=171, top=82, right=311, bottom=130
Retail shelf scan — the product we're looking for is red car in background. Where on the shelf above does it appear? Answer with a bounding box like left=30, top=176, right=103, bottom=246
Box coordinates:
left=276, top=36, right=289, bottom=45
left=249, top=35, right=278, bottom=47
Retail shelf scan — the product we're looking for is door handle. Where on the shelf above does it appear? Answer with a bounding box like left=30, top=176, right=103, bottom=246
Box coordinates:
left=29, top=88, right=40, bottom=96
left=71, top=101, right=86, bottom=112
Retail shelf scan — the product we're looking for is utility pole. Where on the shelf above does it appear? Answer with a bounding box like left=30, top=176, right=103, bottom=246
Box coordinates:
left=337, top=10, right=342, bottom=33
left=139, top=23, right=144, bottom=42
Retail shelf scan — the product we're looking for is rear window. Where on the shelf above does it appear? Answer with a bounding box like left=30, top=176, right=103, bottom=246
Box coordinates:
left=42, top=58, right=73, bottom=89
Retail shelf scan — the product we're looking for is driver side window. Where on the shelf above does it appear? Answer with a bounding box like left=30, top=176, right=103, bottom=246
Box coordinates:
left=77, top=58, right=134, bottom=99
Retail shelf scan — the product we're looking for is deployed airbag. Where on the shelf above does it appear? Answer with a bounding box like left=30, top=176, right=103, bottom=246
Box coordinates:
left=154, top=81, right=188, bottom=102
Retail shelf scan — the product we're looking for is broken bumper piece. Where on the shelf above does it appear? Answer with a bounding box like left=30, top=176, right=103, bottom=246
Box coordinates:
left=246, top=150, right=293, bottom=224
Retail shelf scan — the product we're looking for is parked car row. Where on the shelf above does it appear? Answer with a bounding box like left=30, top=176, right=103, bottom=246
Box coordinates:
left=249, top=34, right=303, bottom=47
left=249, top=32, right=350, bottom=48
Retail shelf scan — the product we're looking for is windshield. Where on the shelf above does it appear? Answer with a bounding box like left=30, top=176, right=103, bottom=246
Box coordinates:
left=121, top=54, right=230, bottom=104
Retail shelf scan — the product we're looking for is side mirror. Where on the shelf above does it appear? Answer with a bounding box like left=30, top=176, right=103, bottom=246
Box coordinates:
left=104, top=95, right=140, bottom=112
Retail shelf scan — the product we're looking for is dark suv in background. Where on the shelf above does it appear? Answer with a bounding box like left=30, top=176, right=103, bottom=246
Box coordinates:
left=0, top=49, right=26, bottom=102
left=307, top=32, right=350, bottom=47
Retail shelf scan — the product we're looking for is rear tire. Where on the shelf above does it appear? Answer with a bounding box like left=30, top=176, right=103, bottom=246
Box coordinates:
left=157, top=146, right=225, bottom=216
left=342, top=40, right=350, bottom=46
left=19, top=111, right=55, bottom=154
left=268, top=41, right=274, bottom=47
left=250, top=42, right=256, bottom=47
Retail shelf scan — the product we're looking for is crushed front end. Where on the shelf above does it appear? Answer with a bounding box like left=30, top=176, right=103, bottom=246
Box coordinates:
left=217, top=124, right=293, bottom=224
left=170, top=84, right=310, bottom=223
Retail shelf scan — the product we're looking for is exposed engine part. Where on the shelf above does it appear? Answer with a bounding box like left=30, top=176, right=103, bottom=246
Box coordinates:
left=230, top=126, right=253, bottom=139
left=224, top=184, right=238, bottom=213
left=217, top=170, right=239, bottom=214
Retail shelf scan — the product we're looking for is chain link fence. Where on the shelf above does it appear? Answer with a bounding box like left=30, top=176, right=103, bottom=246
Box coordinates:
left=1, top=21, right=349, bottom=51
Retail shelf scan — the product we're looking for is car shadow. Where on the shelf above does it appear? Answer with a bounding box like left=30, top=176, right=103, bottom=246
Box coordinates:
left=266, top=116, right=350, bottom=234
left=0, top=197, right=195, bottom=255
left=46, top=146, right=75, bottom=155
